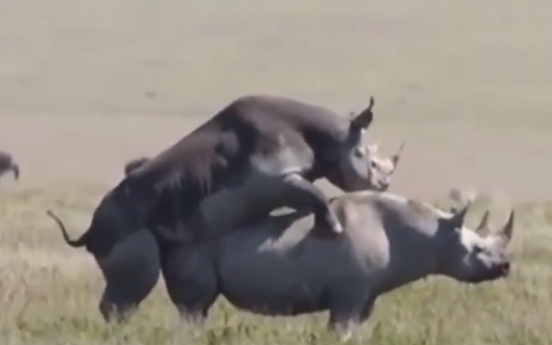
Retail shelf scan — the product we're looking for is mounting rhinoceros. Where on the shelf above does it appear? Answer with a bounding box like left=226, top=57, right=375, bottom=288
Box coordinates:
left=45, top=137, right=403, bottom=322
left=46, top=93, right=407, bottom=316
left=0, top=150, right=19, bottom=182
left=46, top=93, right=405, bottom=257
left=120, top=94, right=405, bottom=244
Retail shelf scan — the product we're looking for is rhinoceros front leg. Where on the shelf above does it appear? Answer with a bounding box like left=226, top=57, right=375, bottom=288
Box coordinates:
left=280, top=173, right=343, bottom=236
left=97, top=229, right=161, bottom=323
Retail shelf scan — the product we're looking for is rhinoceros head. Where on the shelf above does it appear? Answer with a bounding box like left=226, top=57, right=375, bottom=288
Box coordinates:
left=329, top=97, right=404, bottom=192
left=437, top=204, right=515, bottom=283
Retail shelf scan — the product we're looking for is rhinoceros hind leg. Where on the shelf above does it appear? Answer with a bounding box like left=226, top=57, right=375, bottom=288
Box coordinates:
left=97, top=229, right=161, bottom=323
left=160, top=247, right=219, bottom=325
left=326, top=290, right=375, bottom=341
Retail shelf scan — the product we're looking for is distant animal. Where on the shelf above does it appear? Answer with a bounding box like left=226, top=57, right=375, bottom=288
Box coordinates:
left=49, top=190, right=514, bottom=337
left=121, top=94, right=404, bottom=244
left=0, top=151, right=19, bottom=182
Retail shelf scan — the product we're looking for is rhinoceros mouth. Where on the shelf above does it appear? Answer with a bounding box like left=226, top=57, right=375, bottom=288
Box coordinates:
left=496, top=261, right=511, bottom=278
left=468, top=262, right=511, bottom=284
left=376, top=182, right=390, bottom=192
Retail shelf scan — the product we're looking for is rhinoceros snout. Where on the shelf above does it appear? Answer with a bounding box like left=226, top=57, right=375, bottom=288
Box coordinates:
left=498, top=261, right=510, bottom=277
left=379, top=181, right=390, bottom=191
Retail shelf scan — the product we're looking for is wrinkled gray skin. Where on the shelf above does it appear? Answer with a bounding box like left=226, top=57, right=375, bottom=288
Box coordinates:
left=157, top=191, right=514, bottom=340
left=0, top=151, right=19, bottom=182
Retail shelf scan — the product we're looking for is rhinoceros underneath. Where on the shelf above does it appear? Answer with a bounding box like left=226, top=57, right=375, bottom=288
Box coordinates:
left=51, top=189, right=514, bottom=339
left=157, top=191, right=514, bottom=339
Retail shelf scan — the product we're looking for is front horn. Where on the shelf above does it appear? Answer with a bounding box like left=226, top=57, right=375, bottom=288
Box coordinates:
left=496, top=210, right=515, bottom=246
left=392, top=142, right=406, bottom=166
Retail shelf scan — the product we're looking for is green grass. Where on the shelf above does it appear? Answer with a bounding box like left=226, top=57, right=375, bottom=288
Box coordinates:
left=1, top=186, right=551, bottom=345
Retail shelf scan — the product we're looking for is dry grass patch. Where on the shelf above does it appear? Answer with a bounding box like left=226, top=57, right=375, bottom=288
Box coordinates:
left=0, top=186, right=551, bottom=344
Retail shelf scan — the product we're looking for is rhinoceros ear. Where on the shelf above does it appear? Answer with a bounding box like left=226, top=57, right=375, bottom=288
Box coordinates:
left=407, top=199, right=436, bottom=217
left=349, top=96, right=375, bottom=135
left=446, top=203, right=470, bottom=229
left=124, top=156, right=150, bottom=176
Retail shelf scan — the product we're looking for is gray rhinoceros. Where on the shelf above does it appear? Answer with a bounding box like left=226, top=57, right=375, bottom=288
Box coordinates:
left=48, top=190, right=515, bottom=333
left=156, top=191, right=514, bottom=339
left=0, top=150, right=19, bottom=182
left=47, top=138, right=400, bottom=320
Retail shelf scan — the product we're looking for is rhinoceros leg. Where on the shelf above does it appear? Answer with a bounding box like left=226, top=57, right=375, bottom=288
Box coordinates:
left=278, top=173, right=343, bottom=236
left=178, top=170, right=341, bottom=242
left=159, top=244, right=219, bottom=325
left=97, top=229, right=161, bottom=323
left=326, top=288, right=376, bottom=341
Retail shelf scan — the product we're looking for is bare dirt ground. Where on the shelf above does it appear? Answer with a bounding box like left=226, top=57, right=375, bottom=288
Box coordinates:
left=0, top=0, right=551, bottom=344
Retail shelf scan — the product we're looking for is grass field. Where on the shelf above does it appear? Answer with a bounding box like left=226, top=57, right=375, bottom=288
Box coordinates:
left=1, top=0, right=552, bottom=343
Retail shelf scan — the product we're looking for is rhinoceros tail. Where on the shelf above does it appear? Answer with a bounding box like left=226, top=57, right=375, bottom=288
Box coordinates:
left=45, top=210, right=87, bottom=247
left=11, top=163, right=19, bottom=180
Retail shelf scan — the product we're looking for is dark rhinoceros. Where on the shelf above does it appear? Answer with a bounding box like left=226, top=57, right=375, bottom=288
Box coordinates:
left=122, top=94, right=404, bottom=242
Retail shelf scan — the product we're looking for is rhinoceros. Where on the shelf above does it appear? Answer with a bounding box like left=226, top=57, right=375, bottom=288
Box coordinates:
left=45, top=135, right=403, bottom=322
left=0, top=150, right=19, bottom=182
left=48, top=190, right=514, bottom=335
left=48, top=93, right=405, bottom=255
left=154, top=191, right=514, bottom=339
left=120, top=94, right=404, bottom=242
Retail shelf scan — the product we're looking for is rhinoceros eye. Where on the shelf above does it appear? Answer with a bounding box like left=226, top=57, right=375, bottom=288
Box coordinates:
left=353, top=146, right=366, bottom=158
left=473, top=246, right=484, bottom=254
